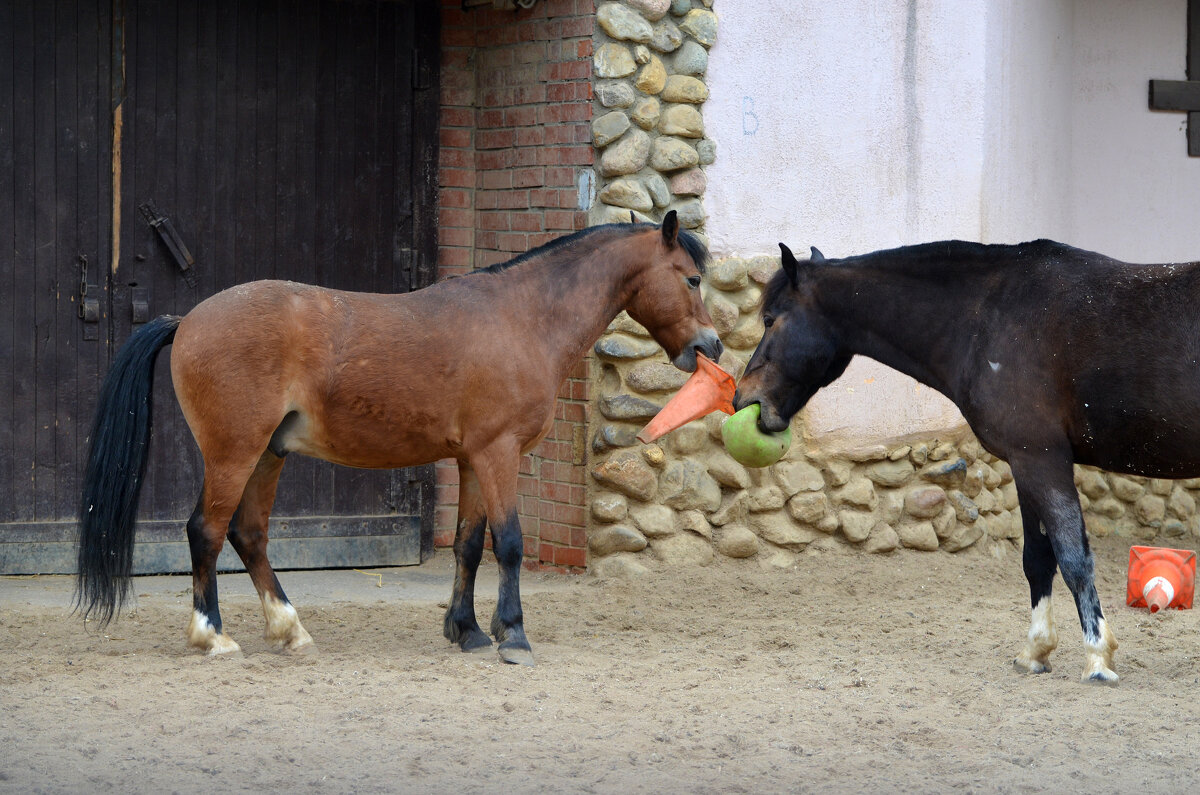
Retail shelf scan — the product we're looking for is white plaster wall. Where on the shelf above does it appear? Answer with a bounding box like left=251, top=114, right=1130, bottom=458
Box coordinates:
left=705, top=0, right=1200, bottom=454
left=706, top=0, right=987, bottom=452
left=1068, top=0, right=1200, bottom=263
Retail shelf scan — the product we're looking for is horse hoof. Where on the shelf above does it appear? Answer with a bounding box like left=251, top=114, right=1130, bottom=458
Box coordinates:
left=282, top=640, right=317, bottom=656
left=498, top=644, right=535, bottom=667
left=1013, top=657, right=1051, bottom=675
left=459, top=630, right=494, bottom=654
left=1084, top=669, right=1119, bottom=687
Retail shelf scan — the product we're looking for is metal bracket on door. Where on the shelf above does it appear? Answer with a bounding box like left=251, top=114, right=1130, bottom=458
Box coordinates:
left=77, top=254, right=100, bottom=341
left=138, top=201, right=198, bottom=287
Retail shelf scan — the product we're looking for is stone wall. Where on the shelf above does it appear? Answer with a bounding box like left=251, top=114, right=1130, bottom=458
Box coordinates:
left=587, top=254, right=1200, bottom=575
left=588, top=0, right=717, bottom=231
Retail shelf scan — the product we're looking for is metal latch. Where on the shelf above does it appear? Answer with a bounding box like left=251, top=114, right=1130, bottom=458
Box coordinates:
left=138, top=201, right=197, bottom=287
left=131, top=286, right=150, bottom=324
left=77, top=254, right=99, bottom=340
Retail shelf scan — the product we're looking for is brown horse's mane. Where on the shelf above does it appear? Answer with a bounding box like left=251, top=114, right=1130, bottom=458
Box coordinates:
left=472, top=222, right=709, bottom=277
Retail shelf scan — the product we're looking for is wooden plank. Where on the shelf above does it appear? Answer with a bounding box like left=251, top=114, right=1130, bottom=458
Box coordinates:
left=0, top=0, right=18, bottom=524
left=75, top=0, right=109, bottom=515
left=32, top=0, right=59, bottom=521
left=233, top=0, right=257, bottom=289
left=391, top=0, right=415, bottom=295
left=54, top=0, right=82, bottom=523
left=411, top=0, right=441, bottom=292
left=254, top=0, right=278, bottom=281
left=0, top=515, right=423, bottom=575
left=212, top=0, right=237, bottom=295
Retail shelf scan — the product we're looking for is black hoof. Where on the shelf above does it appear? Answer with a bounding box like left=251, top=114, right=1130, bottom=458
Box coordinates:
left=459, top=629, right=493, bottom=653
left=498, top=641, right=535, bottom=666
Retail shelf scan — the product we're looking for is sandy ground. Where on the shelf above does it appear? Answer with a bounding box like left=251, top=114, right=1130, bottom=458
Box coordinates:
left=2, top=534, right=1198, bottom=794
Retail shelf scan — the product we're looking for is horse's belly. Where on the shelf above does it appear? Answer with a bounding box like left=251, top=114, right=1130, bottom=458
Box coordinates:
left=283, top=408, right=454, bottom=469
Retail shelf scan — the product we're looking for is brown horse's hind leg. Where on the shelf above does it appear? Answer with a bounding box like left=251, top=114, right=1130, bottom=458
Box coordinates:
left=472, top=442, right=534, bottom=666
left=185, top=465, right=254, bottom=656
left=443, top=462, right=493, bottom=653
left=226, top=451, right=314, bottom=653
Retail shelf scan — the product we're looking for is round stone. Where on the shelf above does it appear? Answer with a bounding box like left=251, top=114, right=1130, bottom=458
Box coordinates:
left=680, top=9, right=718, bottom=47
left=649, top=136, right=699, bottom=172
left=594, top=43, right=637, bottom=78
left=592, top=111, right=631, bottom=147
left=597, top=2, right=653, bottom=43
left=661, top=75, right=709, bottom=103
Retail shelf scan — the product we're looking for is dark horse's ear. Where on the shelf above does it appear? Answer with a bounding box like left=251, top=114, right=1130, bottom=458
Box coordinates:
left=630, top=211, right=637, bottom=224
left=661, top=210, right=680, bottom=247
left=810, top=246, right=826, bottom=262
left=779, top=243, right=800, bottom=289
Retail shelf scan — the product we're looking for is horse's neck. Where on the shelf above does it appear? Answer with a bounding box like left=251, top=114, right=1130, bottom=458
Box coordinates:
left=507, top=248, right=630, bottom=375
left=818, top=264, right=977, bottom=400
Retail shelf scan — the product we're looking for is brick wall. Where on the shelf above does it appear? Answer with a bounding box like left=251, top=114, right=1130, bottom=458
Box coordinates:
left=435, top=0, right=596, bottom=571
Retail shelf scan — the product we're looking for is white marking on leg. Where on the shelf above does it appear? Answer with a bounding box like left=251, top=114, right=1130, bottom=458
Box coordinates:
left=988, top=360, right=1001, bottom=372
left=186, top=610, right=241, bottom=656
left=260, top=593, right=314, bottom=652
left=1014, top=596, right=1057, bottom=674
left=1081, top=617, right=1119, bottom=685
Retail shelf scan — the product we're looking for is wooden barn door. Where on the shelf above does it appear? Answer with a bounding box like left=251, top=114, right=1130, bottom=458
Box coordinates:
left=0, top=0, right=440, bottom=574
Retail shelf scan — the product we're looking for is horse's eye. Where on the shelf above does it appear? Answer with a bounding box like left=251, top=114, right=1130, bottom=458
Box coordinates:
left=686, top=275, right=702, bottom=289
left=763, top=314, right=775, bottom=328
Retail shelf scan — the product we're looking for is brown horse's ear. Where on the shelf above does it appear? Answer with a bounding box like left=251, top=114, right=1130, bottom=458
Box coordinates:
left=779, top=242, right=800, bottom=289
left=810, top=246, right=826, bottom=262
left=661, top=210, right=680, bottom=247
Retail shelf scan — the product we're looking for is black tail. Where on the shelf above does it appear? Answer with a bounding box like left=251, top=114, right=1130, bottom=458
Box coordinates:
left=76, top=315, right=181, bottom=623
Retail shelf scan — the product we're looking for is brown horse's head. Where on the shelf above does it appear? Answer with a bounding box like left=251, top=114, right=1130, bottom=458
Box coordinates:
left=623, top=211, right=723, bottom=373
left=734, top=243, right=852, bottom=433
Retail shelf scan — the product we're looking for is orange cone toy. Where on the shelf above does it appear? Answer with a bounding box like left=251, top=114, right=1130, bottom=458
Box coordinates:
left=1126, top=545, right=1195, bottom=612
left=637, top=354, right=736, bottom=443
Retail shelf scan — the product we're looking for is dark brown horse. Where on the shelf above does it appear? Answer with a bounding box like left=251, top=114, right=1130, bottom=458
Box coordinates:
left=77, top=212, right=720, bottom=664
left=736, top=239, right=1200, bottom=685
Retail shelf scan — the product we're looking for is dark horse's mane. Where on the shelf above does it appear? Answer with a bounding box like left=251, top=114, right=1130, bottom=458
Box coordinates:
left=473, top=222, right=710, bottom=276
left=762, top=238, right=1087, bottom=309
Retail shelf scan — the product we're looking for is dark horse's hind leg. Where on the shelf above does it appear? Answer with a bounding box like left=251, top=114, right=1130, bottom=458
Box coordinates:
left=226, top=451, right=313, bottom=653
left=443, top=462, right=494, bottom=653
left=1012, top=493, right=1059, bottom=674
left=1011, top=458, right=1118, bottom=684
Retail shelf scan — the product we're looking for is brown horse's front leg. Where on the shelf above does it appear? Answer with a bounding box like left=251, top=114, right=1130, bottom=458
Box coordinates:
left=489, top=509, right=533, bottom=666
left=472, top=443, right=534, bottom=666
left=443, top=463, right=493, bottom=653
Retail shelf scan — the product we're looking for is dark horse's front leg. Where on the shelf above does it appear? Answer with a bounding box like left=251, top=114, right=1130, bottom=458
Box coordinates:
left=1011, top=455, right=1118, bottom=685
left=444, top=462, right=494, bottom=653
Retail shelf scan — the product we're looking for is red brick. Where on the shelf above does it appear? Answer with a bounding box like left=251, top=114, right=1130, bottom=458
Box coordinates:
left=544, top=166, right=577, bottom=187
left=438, top=246, right=473, bottom=269
left=479, top=211, right=511, bottom=231
left=516, top=127, right=546, bottom=148
left=496, top=190, right=531, bottom=209
left=441, top=107, right=475, bottom=127
left=504, top=106, right=539, bottom=127
left=557, top=546, right=587, bottom=568
left=476, top=128, right=516, bottom=150
left=476, top=149, right=515, bottom=170
left=440, top=188, right=472, bottom=209
left=438, top=227, right=474, bottom=248
left=440, top=147, right=473, bottom=169
left=440, top=167, right=475, bottom=189
left=510, top=213, right=544, bottom=233
left=479, top=170, right=512, bottom=190
left=498, top=232, right=529, bottom=252
left=438, top=207, right=473, bottom=228
left=512, top=167, right=545, bottom=188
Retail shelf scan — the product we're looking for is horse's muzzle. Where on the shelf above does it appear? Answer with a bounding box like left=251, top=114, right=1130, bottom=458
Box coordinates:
left=672, top=329, right=724, bottom=372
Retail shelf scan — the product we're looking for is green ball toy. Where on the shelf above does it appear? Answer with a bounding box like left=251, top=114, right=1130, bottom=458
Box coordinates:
left=721, top=404, right=792, bottom=467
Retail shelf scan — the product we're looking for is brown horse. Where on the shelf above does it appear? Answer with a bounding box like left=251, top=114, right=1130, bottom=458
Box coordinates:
left=77, top=212, right=720, bottom=664
left=735, top=239, right=1200, bottom=685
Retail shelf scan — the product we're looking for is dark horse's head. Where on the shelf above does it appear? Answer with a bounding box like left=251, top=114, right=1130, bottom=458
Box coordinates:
left=734, top=243, right=852, bottom=433
left=624, top=210, right=723, bottom=372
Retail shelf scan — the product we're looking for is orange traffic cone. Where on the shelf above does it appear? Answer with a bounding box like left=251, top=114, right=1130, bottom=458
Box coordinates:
left=1126, top=545, right=1196, bottom=613
left=637, top=354, right=736, bottom=443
